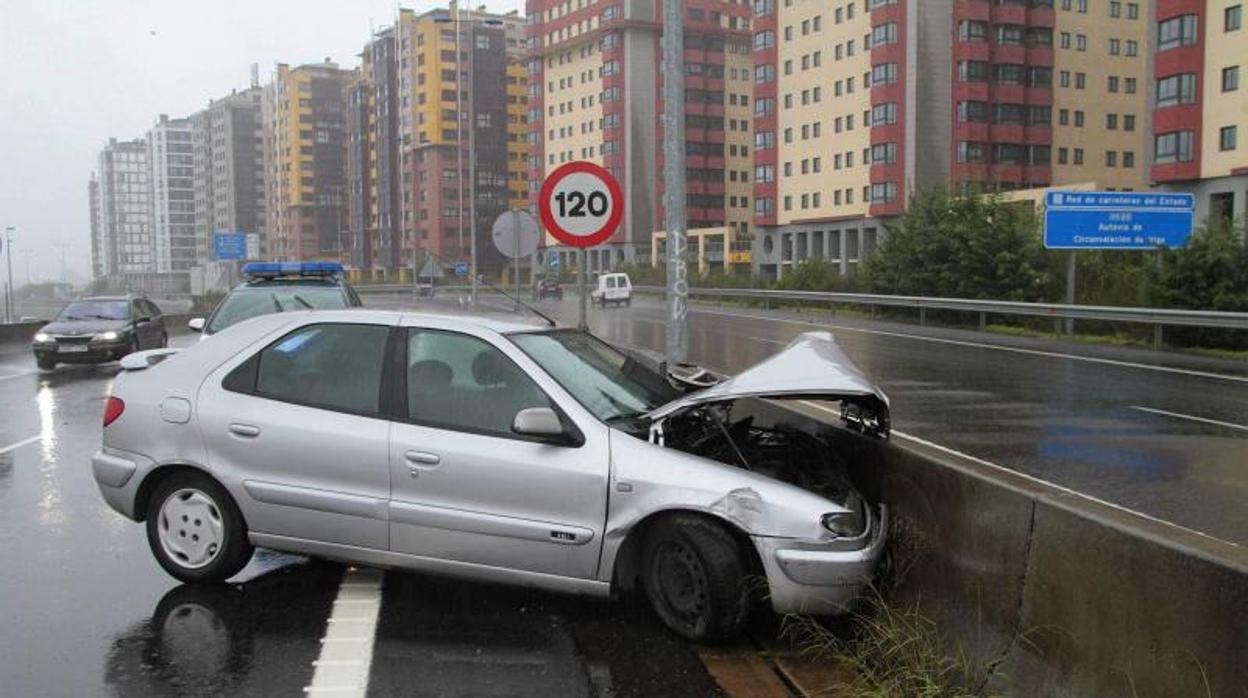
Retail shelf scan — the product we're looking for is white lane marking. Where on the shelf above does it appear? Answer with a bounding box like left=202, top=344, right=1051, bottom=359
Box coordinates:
left=305, top=567, right=384, bottom=697
left=796, top=400, right=1241, bottom=550
left=0, top=435, right=40, bottom=455
left=1130, top=406, right=1248, bottom=433
left=0, top=371, right=34, bottom=382
left=693, top=307, right=1248, bottom=385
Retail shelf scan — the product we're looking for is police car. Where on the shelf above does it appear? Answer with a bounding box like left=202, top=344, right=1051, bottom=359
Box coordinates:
left=188, top=262, right=362, bottom=337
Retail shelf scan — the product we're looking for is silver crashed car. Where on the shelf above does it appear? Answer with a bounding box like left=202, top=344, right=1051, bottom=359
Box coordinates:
left=93, top=310, right=890, bottom=641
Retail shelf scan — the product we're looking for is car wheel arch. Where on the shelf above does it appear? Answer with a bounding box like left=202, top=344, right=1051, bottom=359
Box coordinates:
left=134, top=464, right=247, bottom=528
left=608, top=508, right=764, bottom=597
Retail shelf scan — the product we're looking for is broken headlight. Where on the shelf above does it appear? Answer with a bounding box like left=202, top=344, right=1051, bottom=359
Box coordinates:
left=821, top=494, right=866, bottom=537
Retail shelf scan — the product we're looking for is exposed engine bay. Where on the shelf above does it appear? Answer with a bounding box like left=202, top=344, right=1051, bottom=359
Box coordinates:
left=657, top=402, right=860, bottom=504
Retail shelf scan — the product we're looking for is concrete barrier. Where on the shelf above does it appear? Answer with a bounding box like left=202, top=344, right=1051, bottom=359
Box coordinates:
left=0, top=321, right=43, bottom=346
left=863, top=435, right=1248, bottom=697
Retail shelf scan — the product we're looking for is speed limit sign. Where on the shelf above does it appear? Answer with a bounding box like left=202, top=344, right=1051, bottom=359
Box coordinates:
left=538, top=161, right=623, bottom=248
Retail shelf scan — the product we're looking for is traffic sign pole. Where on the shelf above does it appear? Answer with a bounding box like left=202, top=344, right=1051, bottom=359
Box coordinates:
left=579, top=250, right=587, bottom=331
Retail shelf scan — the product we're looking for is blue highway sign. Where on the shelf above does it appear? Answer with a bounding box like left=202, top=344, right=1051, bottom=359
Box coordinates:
left=213, top=232, right=248, bottom=260
left=1044, top=191, right=1194, bottom=250
left=454, top=262, right=469, bottom=276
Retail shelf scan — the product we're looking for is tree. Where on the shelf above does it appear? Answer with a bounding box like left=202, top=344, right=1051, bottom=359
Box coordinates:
left=1147, top=218, right=1248, bottom=348
left=861, top=189, right=1059, bottom=302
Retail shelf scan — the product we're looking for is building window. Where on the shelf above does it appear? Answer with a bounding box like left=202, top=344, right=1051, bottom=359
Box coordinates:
left=1127, top=3, right=1139, bottom=19
left=1108, top=76, right=1120, bottom=92
left=871, top=62, right=898, bottom=85
left=1105, top=151, right=1117, bottom=167
left=1156, top=73, right=1198, bottom=106
left=1224, top=66, right=1240, bottom=92
left=959, top=20, right=988, bottom=42
left=956, top=141, right=986, bottom=163
left=870, top=182, right=897, bottom=204
left=1154, top=131, right=1195, bottom=163
left=1058, top=147, right=1069, bottom=164
left=1074, top=148, right=1084, bottom=165
left=957, top=101, right=988, bottom=123
left=1227, top=5, right=1243, bottom=31
left=872, top=22, right=899, bottom=46
left=1123, top=151, right=1135, bottom=168
left=1158, top=14, right=1199, bottom=51
left=871, top=102, right=898, bottom=125
left=958, top=60, right=988, bottom=82
left=1221, top=126, right=1238, bottom=151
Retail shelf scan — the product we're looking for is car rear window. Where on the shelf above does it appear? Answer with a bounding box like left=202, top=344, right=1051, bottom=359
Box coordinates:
left=207, top=286, right=348, bottom=333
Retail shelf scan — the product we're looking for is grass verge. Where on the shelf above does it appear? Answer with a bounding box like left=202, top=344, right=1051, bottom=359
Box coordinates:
left=780, top=589, right=1010, bottom=698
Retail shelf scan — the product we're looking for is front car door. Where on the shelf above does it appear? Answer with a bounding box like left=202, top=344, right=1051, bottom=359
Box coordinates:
left=387, top=319, right=609, bottom=580
left=197, top=320, right=395, bottom=551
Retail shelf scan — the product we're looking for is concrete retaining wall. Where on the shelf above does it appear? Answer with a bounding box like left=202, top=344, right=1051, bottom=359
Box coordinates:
left=864, top=436, right=1248, bottom=697
left=0, top=322, right=43, bottom=346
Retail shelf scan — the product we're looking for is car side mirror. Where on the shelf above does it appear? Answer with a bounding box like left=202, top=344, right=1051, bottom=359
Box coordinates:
left=188, top=318, right=205, bottom=332
left=512, top=407, right=577, bottom=445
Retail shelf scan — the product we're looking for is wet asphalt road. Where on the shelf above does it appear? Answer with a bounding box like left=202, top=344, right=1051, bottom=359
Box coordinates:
left=0, top=336, right=723, bottom=697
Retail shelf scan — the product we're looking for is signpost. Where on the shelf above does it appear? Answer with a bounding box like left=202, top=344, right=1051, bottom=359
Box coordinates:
left=1043, top=190, right=1195, bottom=333
left=212, top=232, right=248, bottom=261
left=491, top=209, right=541, bottom=309
left=538, top=161, right=623, bottom=330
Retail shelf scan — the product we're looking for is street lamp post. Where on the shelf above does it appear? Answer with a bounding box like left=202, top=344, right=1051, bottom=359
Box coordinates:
left=3, top=226, right=14, bottom=324
left=438, top=9, right=503, bottom=306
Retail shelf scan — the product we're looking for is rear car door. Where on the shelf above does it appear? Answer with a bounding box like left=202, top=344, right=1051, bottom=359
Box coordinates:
left=197, top=320, right=395, bottom=550
left=388, top=322, right=609, bottom=580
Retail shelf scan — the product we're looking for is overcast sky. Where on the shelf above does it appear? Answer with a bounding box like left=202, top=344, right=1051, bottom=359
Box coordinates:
left=0, top=0, right=521, bottom=287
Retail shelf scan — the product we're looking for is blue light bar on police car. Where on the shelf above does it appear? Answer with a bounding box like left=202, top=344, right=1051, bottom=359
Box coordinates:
left=242, top=262, right=344, bottom=279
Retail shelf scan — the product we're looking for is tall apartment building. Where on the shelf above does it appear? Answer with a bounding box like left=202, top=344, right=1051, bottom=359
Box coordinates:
left=263, top=61, right=355, bottom=261
left=1151, top=0, right=1247, bottom=224
left=191, top=87, right=266, bottom=264
left=147, top=114, right=196, bottom=274
left=347, top=6, right=528, bottom=275
left=750, top=0, right=1155, bottom=279
left=525, top=0, right=755, bottom=272
left=93, top=138, right=152, bottom=278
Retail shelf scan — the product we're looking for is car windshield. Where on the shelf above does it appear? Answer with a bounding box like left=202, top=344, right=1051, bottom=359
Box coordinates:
left=510, top=330, right=679, bottom=423
left=206, top=286, right=347, bottom=333
left=57, top=300, right=129, bottom=321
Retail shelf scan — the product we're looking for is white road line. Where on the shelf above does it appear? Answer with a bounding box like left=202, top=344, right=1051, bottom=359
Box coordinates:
left=796, top=400, right=1241, bottom=549
left=0, top=435, right=40, bottom=455
left=304, top=567, right=384, bottom=697
left=694, top=308, right=1248, bottom=385
left=0, top=371, right=34, bottom=382
left=1130, top=406, right=1248, bottom=433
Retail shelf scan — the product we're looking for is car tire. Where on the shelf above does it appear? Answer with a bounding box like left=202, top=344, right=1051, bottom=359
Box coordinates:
left=146, top=471, right=253, bottom=584
left=36, top=356, right=56, bottom=371
left=643, top=515, right=750, bottom=643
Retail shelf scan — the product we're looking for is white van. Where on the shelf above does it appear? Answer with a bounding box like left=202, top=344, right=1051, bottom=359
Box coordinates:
left=591, top=272, right=632, bottom=307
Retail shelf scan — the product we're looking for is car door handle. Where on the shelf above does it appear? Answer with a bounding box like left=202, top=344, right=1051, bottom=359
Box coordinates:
left=404, top=450, right=441, bottom=466
left=229, top=423, right=261, bottom=438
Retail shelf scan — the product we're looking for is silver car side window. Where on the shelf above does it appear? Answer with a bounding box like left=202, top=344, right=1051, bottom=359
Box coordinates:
left=406, top=329, right=552, bottom=437
left=254, top=323, right=390, bottom=416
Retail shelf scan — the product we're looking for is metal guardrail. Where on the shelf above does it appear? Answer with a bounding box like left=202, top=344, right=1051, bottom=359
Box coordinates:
left=627, top=285, right=1247, bottom=349
left=345, top=283, right=1248, bottom=350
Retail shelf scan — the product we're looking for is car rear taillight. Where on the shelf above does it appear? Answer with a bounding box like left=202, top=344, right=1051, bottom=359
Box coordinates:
left=103, top=397, right=125, bottom=427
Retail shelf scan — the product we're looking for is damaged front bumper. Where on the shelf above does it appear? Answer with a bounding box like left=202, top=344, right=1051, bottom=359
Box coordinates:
left=754, top=505, right=888, bottom=615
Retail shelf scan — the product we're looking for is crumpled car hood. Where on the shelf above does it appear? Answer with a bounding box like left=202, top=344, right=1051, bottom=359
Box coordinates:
left=646, top=331, right=888, bottom=421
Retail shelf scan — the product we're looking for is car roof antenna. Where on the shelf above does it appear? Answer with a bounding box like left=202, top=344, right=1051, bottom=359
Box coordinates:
left=421, top=250, right=557, bottom=327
